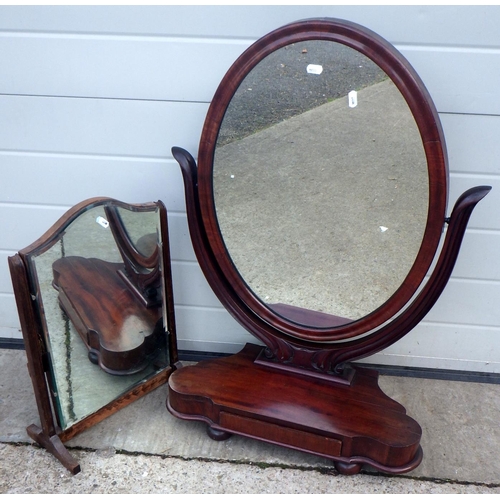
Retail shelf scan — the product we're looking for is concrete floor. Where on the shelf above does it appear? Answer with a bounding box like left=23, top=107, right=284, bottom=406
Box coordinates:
left=1, top=349, right=499, bottom=494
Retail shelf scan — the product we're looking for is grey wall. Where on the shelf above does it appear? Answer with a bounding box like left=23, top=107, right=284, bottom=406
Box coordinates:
left=1, top=6, right=499, bottom=372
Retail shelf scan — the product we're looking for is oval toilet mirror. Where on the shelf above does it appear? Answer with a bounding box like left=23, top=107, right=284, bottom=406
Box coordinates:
left=169, top=17, right=490, bottom=475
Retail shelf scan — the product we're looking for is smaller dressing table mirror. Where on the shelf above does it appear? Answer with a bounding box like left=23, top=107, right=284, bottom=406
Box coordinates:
left=9, top=197, right=178, bottom=473
left=168, top=18, right=491, bottom=475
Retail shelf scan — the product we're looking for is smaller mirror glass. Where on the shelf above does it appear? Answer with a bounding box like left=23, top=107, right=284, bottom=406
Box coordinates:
left=28, top=201, right=170, bottom=430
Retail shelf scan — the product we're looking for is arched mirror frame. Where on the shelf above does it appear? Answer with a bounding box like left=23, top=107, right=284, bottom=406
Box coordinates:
left=9, top=197, right=178, bottom=473
left=196, top=18, right=448, bottom=347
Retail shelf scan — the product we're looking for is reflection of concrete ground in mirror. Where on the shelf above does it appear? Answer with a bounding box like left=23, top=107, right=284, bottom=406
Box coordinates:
left=31, top=206, right=168, bottom=429
left=217, top=40, right=387, bottom=146
left=214, top=79, right=429, bottom=322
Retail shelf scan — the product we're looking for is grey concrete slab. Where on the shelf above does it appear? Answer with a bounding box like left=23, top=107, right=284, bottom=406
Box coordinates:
left=380, top=375, right=500, bottom=484
left=1, top=349, right=500, bottom=493
left=1, top=443, right=498, bottom=494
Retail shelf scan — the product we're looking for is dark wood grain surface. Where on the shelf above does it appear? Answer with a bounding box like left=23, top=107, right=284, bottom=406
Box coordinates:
left=169, top=344, right=422, bottom=472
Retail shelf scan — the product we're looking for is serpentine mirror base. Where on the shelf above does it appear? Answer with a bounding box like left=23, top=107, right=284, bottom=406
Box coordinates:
left=168, top=343, right=422, bottom=475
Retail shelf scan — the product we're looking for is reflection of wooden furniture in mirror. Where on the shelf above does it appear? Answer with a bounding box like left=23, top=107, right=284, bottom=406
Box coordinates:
left=9, top=197, right=178, bottom=474
left=167, top=19, right=491, bottom=475
left=105, top=204, right=163, bottom=309
left=51, top=203, right=165, bottom=375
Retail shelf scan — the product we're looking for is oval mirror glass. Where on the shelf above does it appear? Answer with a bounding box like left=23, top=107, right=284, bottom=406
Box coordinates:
left=213, top=40, right=429, bottom=328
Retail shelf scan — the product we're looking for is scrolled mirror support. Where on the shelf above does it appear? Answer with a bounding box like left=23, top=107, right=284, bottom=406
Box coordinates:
left=328, top=185, right=492, bottom=368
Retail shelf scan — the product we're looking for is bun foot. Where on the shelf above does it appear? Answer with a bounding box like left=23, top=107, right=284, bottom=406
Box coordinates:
left=334, top=461, right=362, bottom=475
left=88, top=351, right=99, bottom=365
left=207, top=427, right=232, bottom=441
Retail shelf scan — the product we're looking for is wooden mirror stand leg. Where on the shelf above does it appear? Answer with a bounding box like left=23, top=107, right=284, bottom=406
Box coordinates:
left=26, top=424, right=81, bottom=474
left=9, top=254, right=81, bottom=474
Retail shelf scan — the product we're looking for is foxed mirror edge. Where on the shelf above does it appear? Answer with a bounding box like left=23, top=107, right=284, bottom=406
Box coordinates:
left=197, top=18, right=448, bottom=343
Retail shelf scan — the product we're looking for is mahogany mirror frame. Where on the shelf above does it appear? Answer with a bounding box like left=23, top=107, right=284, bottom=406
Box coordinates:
left=176, top=18, right=491, bottom=367
left=198, top=17, right=448, bottom=347
left=9, top=197, right=178, bottom=474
